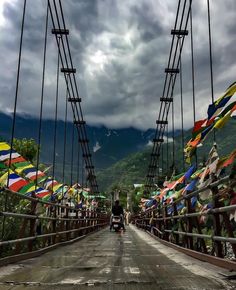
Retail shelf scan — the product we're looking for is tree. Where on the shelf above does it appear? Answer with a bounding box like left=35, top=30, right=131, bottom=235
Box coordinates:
left=13, top=138, right=39, bottom=163
left=131, top=186, right=143, bottom=213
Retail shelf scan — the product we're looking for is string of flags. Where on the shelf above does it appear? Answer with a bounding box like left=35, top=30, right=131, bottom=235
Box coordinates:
left=141, top=82, right=236, bottom=222
left=140, top=143, right=236, bottom=221
left=184, top=82, right=236, bottom=163
left=0, top=141, right=103, bottom=208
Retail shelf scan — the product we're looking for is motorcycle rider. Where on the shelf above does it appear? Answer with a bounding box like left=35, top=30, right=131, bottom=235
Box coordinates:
left=110, top=200, right=126, bottom=231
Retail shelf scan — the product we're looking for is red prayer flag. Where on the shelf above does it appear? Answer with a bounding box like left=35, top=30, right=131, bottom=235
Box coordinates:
left=5, top=156, right=26, bottom=166
left=192, top=119, right=206, bottom=133
left=9, top=179, right=28, bottom=192
left=223, top=151, right=236, bottom=167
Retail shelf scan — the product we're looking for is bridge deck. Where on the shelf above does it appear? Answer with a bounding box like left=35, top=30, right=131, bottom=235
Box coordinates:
left=0, top=225, right=235, bottom=290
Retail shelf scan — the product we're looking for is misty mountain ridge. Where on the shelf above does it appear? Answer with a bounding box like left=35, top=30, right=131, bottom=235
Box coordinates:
left=97, top=118, right=236, bottom=191
left=0, top=112, right=156, bottom=170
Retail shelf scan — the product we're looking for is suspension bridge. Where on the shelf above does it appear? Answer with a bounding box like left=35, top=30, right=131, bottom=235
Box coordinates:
left=0, top=0, right=236, bottom=289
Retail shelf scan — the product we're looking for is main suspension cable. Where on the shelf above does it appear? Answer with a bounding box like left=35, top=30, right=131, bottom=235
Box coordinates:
left=52, top=36, right=61, bottom=191
left=62, top=75, right=68, bottom=186
left=70, top=123, right=75, bottom=186
left=207, top=0, right=215, bottom=142
left=146, top=0, right=192, bottom=189
left=35, top=1, right=49, bottom=189
left=190, top=4, right=197, bottom=166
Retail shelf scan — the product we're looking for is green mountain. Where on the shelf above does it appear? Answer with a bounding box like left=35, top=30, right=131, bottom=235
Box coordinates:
left=97, top=119, right=236, bottom=192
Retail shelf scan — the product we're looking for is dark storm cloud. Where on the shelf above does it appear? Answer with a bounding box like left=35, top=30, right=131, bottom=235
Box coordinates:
left=0, top=0, right=236, bottom=130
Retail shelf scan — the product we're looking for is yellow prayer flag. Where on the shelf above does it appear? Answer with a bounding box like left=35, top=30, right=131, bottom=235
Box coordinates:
left=0, top=170, right=14, bottom=185
left=52, top=183, right=63, bottom=192
left=214, top=112, right=231, bottom=129
left=224, top=82, right=236, bottom=98
left=26, top=185, right=38, bottom=193
left=215, top=83, right=236, bottom=106
left=15, top=164, right=34, bottom=174
left=0, top=142, right=10, bottom=151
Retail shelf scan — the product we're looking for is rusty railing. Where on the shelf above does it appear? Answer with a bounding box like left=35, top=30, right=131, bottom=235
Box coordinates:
left=0, top=188, right=109, bottom=265
left=135, top=176, right=236, bottom=270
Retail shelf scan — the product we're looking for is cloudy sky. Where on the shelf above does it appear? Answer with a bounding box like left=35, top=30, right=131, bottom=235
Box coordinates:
left=0, top=0, right=235, bottom=131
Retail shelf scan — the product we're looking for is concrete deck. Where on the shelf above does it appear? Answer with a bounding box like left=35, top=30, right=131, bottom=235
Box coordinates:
left=0, top=225, right=235, bottom=290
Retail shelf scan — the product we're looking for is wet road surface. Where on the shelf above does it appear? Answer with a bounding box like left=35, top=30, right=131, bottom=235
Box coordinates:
left=0, top=224, right=235, bottom=290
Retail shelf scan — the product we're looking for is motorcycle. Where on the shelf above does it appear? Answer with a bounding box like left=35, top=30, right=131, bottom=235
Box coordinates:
left=110, top=215, right=122, bottom=232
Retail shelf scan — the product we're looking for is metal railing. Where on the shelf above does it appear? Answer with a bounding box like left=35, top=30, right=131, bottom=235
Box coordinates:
left=0, top=188, right=109, bottom=265
left=135, top=176, right=236, bottom=270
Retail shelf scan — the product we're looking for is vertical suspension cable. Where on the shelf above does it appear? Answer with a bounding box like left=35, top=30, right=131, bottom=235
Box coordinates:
left=85, top=168, right=88, bottom=188
left=2, top=0, right=27, bottom=240
left=190, top=5, right=197, bottom=166
left=35, top=1, right=49, bottom=189
left=157, top=162, right=159, bottom=181
left=52, top=36, right=61, bottom=190
left=81, top=155, right=84, bottom=187
left=171, top=77, right=175, bottom=171
left=179, top=49, right=185, bottom=171
left=62, top=76, right=69, bottom=185
left=7, top=0, right=27, bottom=184
left=70, top=124, right=75, bottom=186
left=75, top=132, right=80, bottom=206
left=166, top=124, right=169, bottom=175
left=207, top=0, right=215, bottom=141
left=77, top=138, right=80, bottom=185
left=161, top=144, right=164, bottom=178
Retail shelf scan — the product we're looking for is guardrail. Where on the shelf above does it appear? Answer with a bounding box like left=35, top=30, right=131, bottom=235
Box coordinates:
left=0, top=188, right=109, bottom=266
left=134, top=176, right=236, bottom=270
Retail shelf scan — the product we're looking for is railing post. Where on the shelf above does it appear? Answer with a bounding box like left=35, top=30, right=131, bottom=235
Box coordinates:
left=173, top=203, right=179, bottom=245
left=157, top=203, right=162, bottom=238
left=221, top=211, right=236, bottom=257
left=82, top=209, right=86, bottom=235
left=58, top=205, right=64, bottom=243
left=27, top=194, right=38, bottom=252
left=94, top=210, right=96, bottom=231
left=77, top=209, right=81, bottom=237
left=15, top=195, right=37, bottom=254
left=86, top=209, right=89, bottom=234
left=142, top=213, right=145, bottom=229
left=163, top=203, right=169, bottom=241
left=193, top=203, right=207, bottom=253
left=94, top=211, right=97, bottom=230
left=15, top=216, right=28, bottom=254
left=90, top=210, right=93, bottom=232
left=75, top=208, right=79, bottom=238
left=212, top=185, right=223, bottom=258
left=52, top=203, right=57, bottom=244
left=186, top=195, right=194, bottom=249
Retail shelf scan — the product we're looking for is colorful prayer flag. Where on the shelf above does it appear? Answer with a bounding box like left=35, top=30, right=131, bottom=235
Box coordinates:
left=214, top=112, right=231, bottom=129
left=222, top=150, right=236, bottom=167
left=184, top=178, right=198, bottom=192
left=35, top=188, right=51, bottom=199
left=207, top=82, right=236, bottom=120
left=192, top=119, right=207, bottom=139
left=25, top=170, right=45, bottom=181
left=7, top=173, right=28, bottom=192
left=0, top=170, right=13, bottom=184
left=15, top=164, right=34, bottom=174
left=184, top=165, right=196, bottom=181
left=0, top=149, right=20, bottom=161
left=0, top=142, right=10, bottom=151
left=18, top=183, right=37, bottom=195
left=5, top=156, right=26, bottom=166
left=44, top=178, right=58, bottom=190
